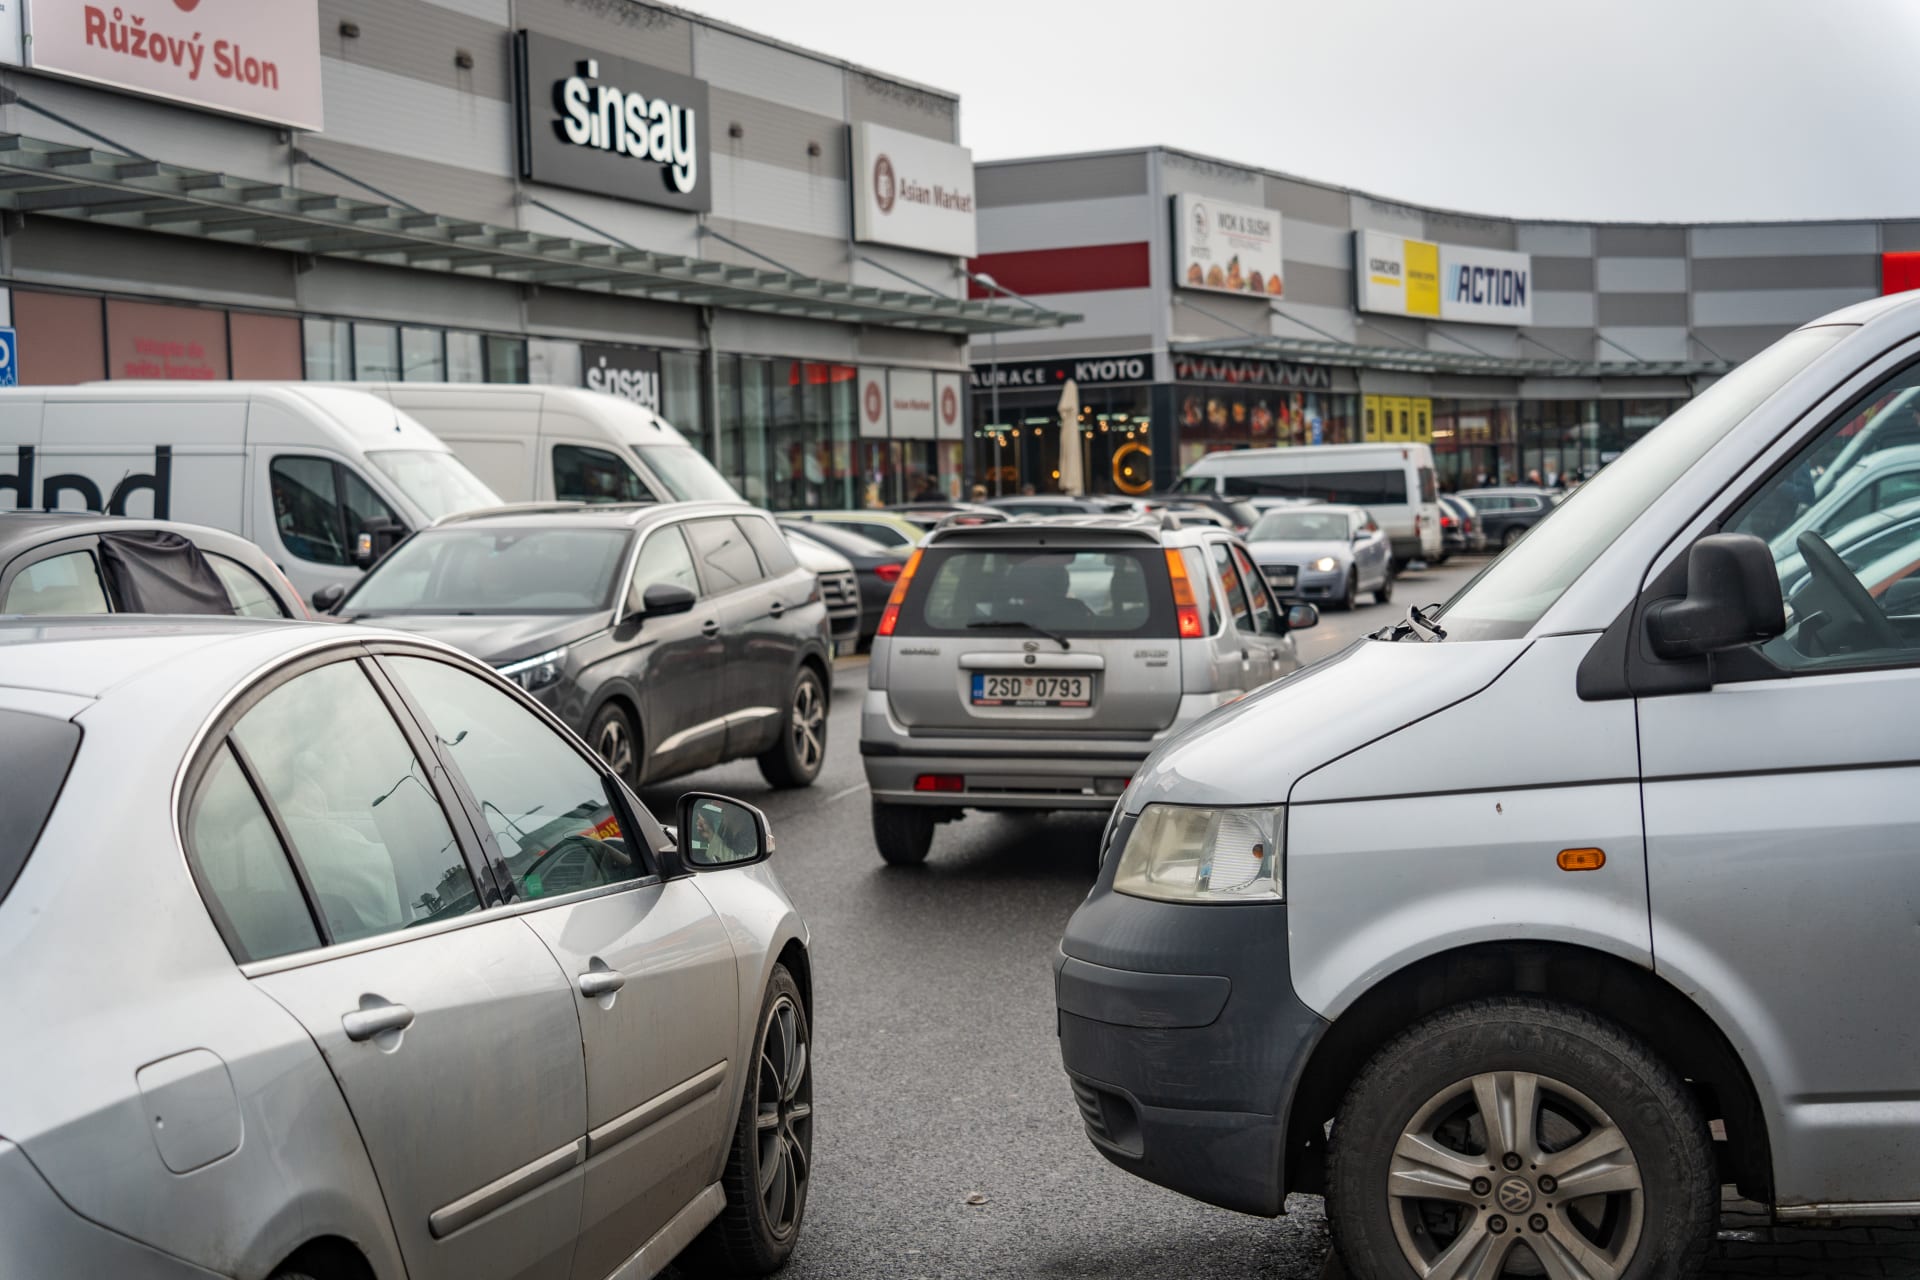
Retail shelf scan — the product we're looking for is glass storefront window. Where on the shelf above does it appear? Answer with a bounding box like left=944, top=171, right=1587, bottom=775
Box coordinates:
left=401, top=327, right=445, bottom=381
left=827, top=365, right=858, bottom=508
left=738, top=358, right=772, bottom=507
left=302, top=317, right=350, bottom=380
left=352, top=323, right=399, bottom=381
left=969, top=385, right=1155, bottom=496
left=485, top=335, right=527, bottom=383
left=662, top=350, right=705, bottom=448
left=447, top=332, right=484, bottom=382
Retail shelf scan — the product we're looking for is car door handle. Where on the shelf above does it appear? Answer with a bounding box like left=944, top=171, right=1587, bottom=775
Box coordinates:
left=767, top=601, right=786, bottom=618
left=701, top=619, right=721, bottom=637
left=342, top=1002, right=415, bottom=1042
left=578, top=970, right=627, bottom=998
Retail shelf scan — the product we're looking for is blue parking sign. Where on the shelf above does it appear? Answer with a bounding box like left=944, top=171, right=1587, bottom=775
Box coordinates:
left=0, top=327, right=16, bottom=387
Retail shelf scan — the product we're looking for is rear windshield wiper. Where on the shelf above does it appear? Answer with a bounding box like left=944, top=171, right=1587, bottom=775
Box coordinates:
left=966, top=619, right=1071, bottom=650
left=1371, top=603, right=1448, bottom=643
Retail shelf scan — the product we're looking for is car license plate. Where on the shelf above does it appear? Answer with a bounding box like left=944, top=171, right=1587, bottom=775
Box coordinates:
left=1270, top=573, right=1297, bottom=589
left=971, top=673, right=1092, bottom=707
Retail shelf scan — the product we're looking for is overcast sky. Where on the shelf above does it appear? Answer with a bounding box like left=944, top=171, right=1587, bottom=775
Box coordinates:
left=684, top=0, right=1920, bottom=225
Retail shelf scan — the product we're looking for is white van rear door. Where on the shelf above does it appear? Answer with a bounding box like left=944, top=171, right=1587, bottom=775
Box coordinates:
left=386, top=388, right=540, bottom=501
left=39, top=395, right=244, bottom=524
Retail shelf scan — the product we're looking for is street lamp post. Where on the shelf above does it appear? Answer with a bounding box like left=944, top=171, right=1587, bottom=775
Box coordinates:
left=968, top=270, right=1046, bottom=498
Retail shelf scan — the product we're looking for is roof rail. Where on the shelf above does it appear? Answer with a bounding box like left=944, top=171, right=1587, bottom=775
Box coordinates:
left=429, top=500, right=626, bottom=526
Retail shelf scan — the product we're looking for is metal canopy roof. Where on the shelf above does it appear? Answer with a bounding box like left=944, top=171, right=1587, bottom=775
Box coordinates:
left=1173, top=333, right=1731, bottom=380
left=0, top=133, right=1077, bottom=336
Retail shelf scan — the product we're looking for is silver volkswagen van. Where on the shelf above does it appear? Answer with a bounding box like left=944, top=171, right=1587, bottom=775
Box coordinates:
left=1056, top=293, right=1920, bottom=1279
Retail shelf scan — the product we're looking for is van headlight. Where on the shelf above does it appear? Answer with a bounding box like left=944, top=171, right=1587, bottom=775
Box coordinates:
left=1310, top=556, right=1339, bottom=572
left=498, top=646, right=567, bottom=692
left=1112, top=804, right=1283, bottom=903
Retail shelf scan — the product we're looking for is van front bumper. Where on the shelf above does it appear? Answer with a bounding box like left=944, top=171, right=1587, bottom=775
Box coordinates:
left=1055, top=841, right=1328, bottom=1216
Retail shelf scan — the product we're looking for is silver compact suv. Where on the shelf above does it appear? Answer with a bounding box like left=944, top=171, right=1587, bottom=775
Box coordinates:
left=1056, top=293, right=1920, bottom=1278
left=0, top=617, right=812, bottom=1279
left=861, top=515, right=1316, bottom=864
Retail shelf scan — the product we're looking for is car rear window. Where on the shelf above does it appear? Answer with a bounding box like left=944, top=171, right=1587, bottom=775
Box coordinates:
left=1224, top=469, right=1411, bottom=505
left=0, top=709, right=81, bottom=905
left=898, top=546, right=1176, bottom=637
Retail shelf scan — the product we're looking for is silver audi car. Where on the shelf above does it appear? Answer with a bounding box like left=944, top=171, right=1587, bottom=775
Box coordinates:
left=0, top=617, right=812, bottom=1280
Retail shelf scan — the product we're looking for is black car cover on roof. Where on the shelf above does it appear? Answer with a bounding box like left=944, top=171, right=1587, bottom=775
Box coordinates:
left=97, top=530, right=231, bottom=615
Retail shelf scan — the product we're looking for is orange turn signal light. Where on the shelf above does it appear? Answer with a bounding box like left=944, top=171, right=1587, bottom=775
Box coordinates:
left=1557, top=847, right=1606, bottom=872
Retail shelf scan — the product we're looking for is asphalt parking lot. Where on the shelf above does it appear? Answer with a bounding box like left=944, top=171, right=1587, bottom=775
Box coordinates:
left=647, top=557, right=1920, bottom=1279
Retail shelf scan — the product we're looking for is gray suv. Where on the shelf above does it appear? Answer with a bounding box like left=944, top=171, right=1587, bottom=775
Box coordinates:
left=861, top=515, right=1316, bottom=864
left=334, top=501, right=834, bottom=789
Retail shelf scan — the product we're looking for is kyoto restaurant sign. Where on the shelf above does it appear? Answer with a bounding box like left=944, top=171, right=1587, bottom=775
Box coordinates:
left=513, top=30, right=712, bottom=212
left=969, top=354, right=1152, bottom=391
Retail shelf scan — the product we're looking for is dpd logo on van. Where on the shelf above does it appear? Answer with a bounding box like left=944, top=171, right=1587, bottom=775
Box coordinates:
left=0, top=446, right=173, bottom=517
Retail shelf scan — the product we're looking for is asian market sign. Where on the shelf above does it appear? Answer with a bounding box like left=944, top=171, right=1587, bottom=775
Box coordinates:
left=514, top=30, right=711, bottom=213
left=1173, top=193, right=1283, bottom=298
left=1355, top=229, right=1533, bottom=326
left=23, top=0, right=323, bottom=130
left=850, top=122, right=976, bottom=258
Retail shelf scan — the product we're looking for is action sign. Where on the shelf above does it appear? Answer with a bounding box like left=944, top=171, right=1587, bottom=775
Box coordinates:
left=0, top=326, right=17, bottom=387
left=1355, top=229, right=1532, bottom=327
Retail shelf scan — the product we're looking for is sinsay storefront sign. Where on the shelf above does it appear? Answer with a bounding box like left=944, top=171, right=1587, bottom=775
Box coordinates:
left=582, top=344, right=661, bottom=410
left=514, top=30, right=711, bottom=213
left=851, top=122, right=976, bottom=258
left=23, top=0, right=323, bottom=130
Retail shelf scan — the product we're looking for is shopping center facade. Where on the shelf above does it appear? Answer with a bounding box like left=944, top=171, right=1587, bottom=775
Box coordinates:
left=0, top=0, right=1069, bottom=507
left=970, top=146, right=1920, bottom=493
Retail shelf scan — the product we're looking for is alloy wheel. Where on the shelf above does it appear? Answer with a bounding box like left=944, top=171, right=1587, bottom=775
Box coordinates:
left=755, top=993, right=812, bottom=1238
left=790, top=678, right=825, bottom=772
left=1386, top=1070, right=1644, bottom=1279
left=596, top=718, right=634, bottom=780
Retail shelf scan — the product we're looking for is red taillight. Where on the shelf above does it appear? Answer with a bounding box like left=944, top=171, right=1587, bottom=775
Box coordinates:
left=1164, top=549, right=1204, bottom=639
left=876, top=548, right=923, bottom=637
left=1441, top=515, right=1456, bottom=529
left=874, top=562, right=903, bottom=584
left=915, top=774, right=964, bottom=792
left=1414, top=514, right=1423, bottom=534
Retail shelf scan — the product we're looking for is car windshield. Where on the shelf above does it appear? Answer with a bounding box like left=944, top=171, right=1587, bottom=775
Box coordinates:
left=1435, top=324, right=1853, bottom=641
left=366, top=449, right=500, bottom=521
left=901, top=547, right=1175, bottom=637
left=1252, top=510, right=1350, bottom=541
left=633, top=444, right=741, bottom=502
left=344, top=526, right=630, bottom=615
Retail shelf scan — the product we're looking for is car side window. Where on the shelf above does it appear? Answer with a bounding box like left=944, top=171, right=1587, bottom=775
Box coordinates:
left=3, top=551, right=110, bottom=614
left=1180, top=547, right=1223, bottom=633
left=739, top=515, right=798, bottom=576
left=271, top=456, right=349, bottom=566
left=186, top=744, right=323, bottom=962
left=384, top=656, right=646, bottom=900
left=206, top=553, right=290, bottom=618
left=554, top=443, right=649, bottom=504
left=340, top=468, right=401, bottom=547
left=627, top=524, right=701, bottom=612
left=1209, top=542, right=1253, bottom=632
left=232, top=660, right=481, bottom=943
left=685, top=517, right=764, bottom=593
left=1231, top=544, right=1277, bottom=634
left=1725, top=360, right=1920, bottom=671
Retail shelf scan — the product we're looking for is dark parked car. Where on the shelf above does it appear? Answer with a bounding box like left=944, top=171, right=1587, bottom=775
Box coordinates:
left=1453, top=486, right=1555, bottom=548
left=779, top=518, right=910, bottom=646
left=1146, top=493, right=1261, bottom=534
left=0, top=512, right=306, bottom=619
left=328, top=501, right=834, bottom=789
left=1437, top=494, right=1487, bottom=556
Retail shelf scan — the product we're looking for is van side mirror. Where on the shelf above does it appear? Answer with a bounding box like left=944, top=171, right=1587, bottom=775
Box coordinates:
left=1645, top=533, right=1785, bottom=659
left=354, top=516, right=404, bottom=568
left=1285, top=603, right=1319, bottom=631
left=676, top=792, right=772, bottom=868
left=312, top=582, right=348, bottom=615
left=641, top=582, right=697, bottom=618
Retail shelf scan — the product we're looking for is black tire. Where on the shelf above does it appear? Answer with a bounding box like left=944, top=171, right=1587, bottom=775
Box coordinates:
left=758, top=667, right=828, bottom=789
left=1339, top=568, right=1358, bottom=611
left=683, top=965, right=812, bottom=1277
left=588, top=702, right=640, bottom=789
left=872, top=800, right=936, bottom=865
left=1502, top=524, right=1526, bottom=548
left=1328, top=997, right=1713, bottom=1280
left=1375, top=573, right=1394, bottom=606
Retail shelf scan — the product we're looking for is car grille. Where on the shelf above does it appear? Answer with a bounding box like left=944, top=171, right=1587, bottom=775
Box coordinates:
left=1071, top=1078, right=1114, bottom=1144
left=819, top=570, right=858, bottom=614
left=1262, top=563, right=1300, bottom=578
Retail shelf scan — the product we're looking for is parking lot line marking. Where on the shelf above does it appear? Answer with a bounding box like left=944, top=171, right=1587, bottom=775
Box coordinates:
left=828, top=782, right=869, bottom=803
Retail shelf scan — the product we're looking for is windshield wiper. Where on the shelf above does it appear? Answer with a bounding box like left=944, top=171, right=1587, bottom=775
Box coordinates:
left=966, top=619, right=1071, bottom=650
left=1371, top=602, right=1448, bottom=643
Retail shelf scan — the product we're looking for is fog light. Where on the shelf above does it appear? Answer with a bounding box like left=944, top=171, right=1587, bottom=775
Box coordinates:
left=915, top=774, right=964, bottom=792
left=1094, top=777, right=1129, bottom=796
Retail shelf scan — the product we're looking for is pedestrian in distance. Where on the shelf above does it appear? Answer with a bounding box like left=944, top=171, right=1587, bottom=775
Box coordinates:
left=970, top=483, right=988, bottom=502
left=911, top=476, right=942, bottom=503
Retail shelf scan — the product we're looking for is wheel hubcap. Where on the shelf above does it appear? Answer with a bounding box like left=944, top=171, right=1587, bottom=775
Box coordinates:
left=790, top=679, right=825, bottom=771
left=1386, top=1070, right=1644, bottom=1279
left=596, top=720, right=633, bottom=779
left=754, top=995, right=811, bottom=1238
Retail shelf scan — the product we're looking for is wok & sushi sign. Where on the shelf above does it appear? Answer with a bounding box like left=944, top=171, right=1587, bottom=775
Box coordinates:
left=1173, top=193, right=1283, bottom=299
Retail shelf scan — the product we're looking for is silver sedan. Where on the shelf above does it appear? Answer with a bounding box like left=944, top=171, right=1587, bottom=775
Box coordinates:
left=0, top=617, right=812, bottom=1280
left=1244, top=503, right=1394, bottom=610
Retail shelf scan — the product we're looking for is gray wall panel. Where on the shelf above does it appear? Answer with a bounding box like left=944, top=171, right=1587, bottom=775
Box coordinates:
left=972, top=335, right=1154, bottom=361
left=1516, top=224, right=1594, bottom=256
left=12, top=219, right=297, bottom=308
left=846, top=73, right=956, bottom=142
left=977, top=196, right=1153, bottom=254
left=1158, top=153, right=1266, bottom=203
left=703, top=216, right=848, bottom=279
left=1595, top=325, right=1688, bottom=361
left=709, top=154, right=847, bottom=241
left=1533, top=256, right=1595, bottom=290
left=522, top=187, right=702, bottom=257
left=1, top=76, right=288, bottom=185
left=694, top=24, right=845, bottom=120
left=1881, top=225, right=1920, bottom=252
left=977, top=154, right=1149, bottom=207
left=1267, top=177, right=1350, bottom=228
left=1272, top=300, right=1356, bottom=343
left=320, top=0, right=510, bottom=100
left=1693, top=287, right=1877, bottom=326
left=297, top=257, right=523, bottom=329
left=1517, top=327, right=1597, bottom=360
left=1530, top=290, right=1596, bottom=328
left=422, top=0, right=508, bottom=20
left=1429, top=324, right=1518, bottom=357
left=1351, top=195, right=1424, bottom=240
left=709, top=89, right=847, bottom=180
left=1283, top=219, right=1354, bottom=271
left=1281, top=261, right=1350, bottom=309
left=320, top=57, right=514, bottom=176
left=1693, top=324, right=1799, bottom=360
left=1595, top=226, right=1685, bottom=256
left=712, top=311, right=857, bottom=360
left=1595, top=257, right=1687, bottom=293
left=524, top=289, right=701, bottom=346
left=1690, top=255, right=1881, bottom=291
left=1423, top=213, right=1515, bottom=250
left=1690, top=223, right=1878, bottom=258
left=1598, top=293, right=1688, bottom=326
left=1169, top=291, right=1270, bottom=341
left=857, top=328, right=968, bottom=368
left=513, top=0, right=694, bottom=73
left=297, top=137, right=518, bottom=226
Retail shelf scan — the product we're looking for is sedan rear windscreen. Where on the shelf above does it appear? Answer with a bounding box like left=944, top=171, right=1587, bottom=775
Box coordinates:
left=0, top=709, right=81, bottom=905
left=898, top=547, right=1176, bottom=637
left=1223, top=468, right=1412, bottom=505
